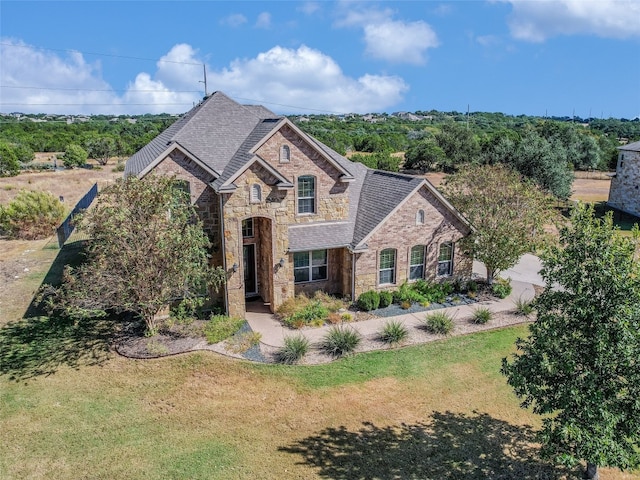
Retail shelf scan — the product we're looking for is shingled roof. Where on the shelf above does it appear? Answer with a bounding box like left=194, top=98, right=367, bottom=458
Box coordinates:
left=125, top=91, right=469, bottom=253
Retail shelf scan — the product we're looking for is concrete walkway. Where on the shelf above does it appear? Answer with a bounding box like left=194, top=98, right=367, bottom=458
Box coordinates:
left=246, top=279, right=536, bottom=348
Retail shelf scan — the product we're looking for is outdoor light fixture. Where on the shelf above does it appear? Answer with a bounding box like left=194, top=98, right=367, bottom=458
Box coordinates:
left=232, top=263, right=238, bottom=272
left=279, top=258, right=286, bottom=267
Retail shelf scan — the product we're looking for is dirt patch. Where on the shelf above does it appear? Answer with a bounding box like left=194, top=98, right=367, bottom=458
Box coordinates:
left=570, top=177, right=611, bottom=203
left=0, top=162, right=121, bottom=207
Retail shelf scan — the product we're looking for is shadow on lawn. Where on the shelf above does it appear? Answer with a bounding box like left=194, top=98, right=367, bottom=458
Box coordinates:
left=279, top=411, right=576, bottom=479
left=0, top=241, right=117, bottom=381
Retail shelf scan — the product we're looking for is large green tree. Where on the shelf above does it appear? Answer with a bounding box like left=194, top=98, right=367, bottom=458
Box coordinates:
left=84, top=135, right=116, bottom=165
left=0, top=141, right=20, bottom=177
left=443, top=164, right=553, bottom=284
left=48, top=175, right=225, bottom=334
left=502, top=204, right=640, bottom=480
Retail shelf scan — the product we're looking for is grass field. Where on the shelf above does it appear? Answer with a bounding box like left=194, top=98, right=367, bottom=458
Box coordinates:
left=1, top=168, right=639, bottom=479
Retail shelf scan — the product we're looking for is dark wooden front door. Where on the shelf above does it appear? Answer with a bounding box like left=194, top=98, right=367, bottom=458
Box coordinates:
left=243, top=244, right=257, bottom=296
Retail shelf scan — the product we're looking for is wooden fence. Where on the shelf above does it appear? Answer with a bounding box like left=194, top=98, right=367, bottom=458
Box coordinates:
left=56, top=183, right=98, bottom=248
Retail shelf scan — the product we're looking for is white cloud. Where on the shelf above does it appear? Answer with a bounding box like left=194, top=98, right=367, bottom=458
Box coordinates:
left=334, top=5, right=439, bottom=65
left=363, top=20, right=439, bottom=64
left=0, top=40, right=408, bottom=115
left=502, top=0, right=640, bottom=42
left=255, top=12, right=272, bottom=29
left=0, top=39, right=202, bottom=115
left=297, top=2, right=321, bottom=15
left=208, top=45, right=408, bottom=113
left=220, top=13, right=247, bottom=28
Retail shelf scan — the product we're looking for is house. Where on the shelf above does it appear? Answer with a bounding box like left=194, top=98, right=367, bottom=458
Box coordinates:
left=607, top=140, right=640, bottom=218
left=125, top=92, right=473, bottom=317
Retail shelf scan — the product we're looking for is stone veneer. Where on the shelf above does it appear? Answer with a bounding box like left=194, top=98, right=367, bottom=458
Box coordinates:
left=608, top=149, right=640, bottom=217
left=353, top=186, right=472, bottom=299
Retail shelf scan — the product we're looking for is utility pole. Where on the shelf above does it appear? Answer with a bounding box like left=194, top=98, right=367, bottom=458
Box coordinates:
left=199, top=64, right=208, bottom=96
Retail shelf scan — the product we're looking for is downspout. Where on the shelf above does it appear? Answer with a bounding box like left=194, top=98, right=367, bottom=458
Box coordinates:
left=351, top=250, right=356, bottom=303
left=219, top=193, right=229, bottom=315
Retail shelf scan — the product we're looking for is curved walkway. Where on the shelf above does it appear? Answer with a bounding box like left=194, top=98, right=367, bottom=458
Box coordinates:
left=247, top=279, right=536, bottom=348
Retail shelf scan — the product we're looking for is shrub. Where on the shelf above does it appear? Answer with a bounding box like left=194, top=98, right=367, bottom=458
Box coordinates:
left=320, top=326, right=361, bottom=357
left=284, top=300, right=329, bottom=328
left=514, top=296, right=534, bottom=316
left=0, top=190, right=65, bottom=240
left=379, top=290, right=393, bottom=308
left=61, top=144, right=88, bottom=168
left=226, top=331, right=262, bottom=354
left=203, top=314, right=245, bottom=344
left=357, top=290, right=380, bottom=311
left=341, top=312, right=353, bottom=322
left=277, top=292, right=343, bottom=327
left=466, top=280, right=478, bottom=293
left=472, top=307, right=493, bottom=324
left=112, top=161, right=125, bottom=172
left=276, top=334, right=310, bottom=364
left=379, top=320, right=409, bottom=345
left=423, top=311, right=454, bottom=335
left=492, top=278, right=512, bottom=299
left=400, top=300, right=411, bottom=310
left=0, top=141, right=20, bottom=177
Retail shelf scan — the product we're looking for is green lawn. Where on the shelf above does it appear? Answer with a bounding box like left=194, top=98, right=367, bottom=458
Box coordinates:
left=6, top=317, right=639, bottom=479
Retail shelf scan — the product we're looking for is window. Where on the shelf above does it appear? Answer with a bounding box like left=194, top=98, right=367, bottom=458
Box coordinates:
left=242, top=218, right=254, bottom=238
left=379, top=248, right=396, bottom=285
left=409, top=245, right=425, bottom=280
left=250, top=183, right=262, bottom=203
left=437, top=242, right=454, bottom=277
left=297, top=175, right=315, bottom=214
left=293, top=250, right=327, bottom=283
left=280, top=145, right=291, bottom=163
left=416, top=209, right=425, bottom=225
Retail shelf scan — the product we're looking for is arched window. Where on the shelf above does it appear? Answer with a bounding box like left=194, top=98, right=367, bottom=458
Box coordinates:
left=379, top=248, right=396, bottom=285
left=250, top=183, right=262, bottom=203
left=280, top=145, right=291, bottom=163
left=416, top=209, right=425, bottom=225
left=409, top=245, right=425, bottom=280
left=297, top=175, right=315, bottom=214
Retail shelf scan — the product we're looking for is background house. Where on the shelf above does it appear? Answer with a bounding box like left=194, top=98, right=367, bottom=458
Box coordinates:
left=125, top=92, right=472, bottom=317
left=608, top=140, right=640, bottom=218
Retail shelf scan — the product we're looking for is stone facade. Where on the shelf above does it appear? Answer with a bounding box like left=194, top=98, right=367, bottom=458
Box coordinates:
left=143, top=123, right=472, bottom=318
left=608, top=147, right=640, bottom=218
left=353, top=186, right=472, bottom=298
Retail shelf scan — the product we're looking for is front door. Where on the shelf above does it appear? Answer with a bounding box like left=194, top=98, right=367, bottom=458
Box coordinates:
left=243, top=244, right=257, bottom=297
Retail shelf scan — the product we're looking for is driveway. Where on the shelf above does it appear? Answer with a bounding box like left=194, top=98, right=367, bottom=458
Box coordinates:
left=473, top=253, right=544, bottom=286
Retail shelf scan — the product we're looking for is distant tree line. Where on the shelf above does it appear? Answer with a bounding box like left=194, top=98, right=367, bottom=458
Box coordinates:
left=1, top=111, right=638, bottom=197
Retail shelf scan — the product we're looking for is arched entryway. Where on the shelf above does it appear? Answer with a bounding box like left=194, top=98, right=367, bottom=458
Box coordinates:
left=241, top=216, right=274, bottom=311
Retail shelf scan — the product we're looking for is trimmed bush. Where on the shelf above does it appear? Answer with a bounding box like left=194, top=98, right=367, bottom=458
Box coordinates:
left=379, top=290, right=393, bottom=308
left=466, top=280, right=478, bottom=293
left=276, top=334, right=310, bottom=364
left=320, top=326, right=361, bottom=357
left=472, top=307, right=493, bottom=324
left=357, top=290, right=380, bottom=311
left=378, top=320, right=409, bottom=345
left=492, top=278, right=512, bottom=299
left=0, top=190, right=65, bottom=239
left=203, top=315, right=245, bottom=344
left=423, top=311, right=454, bottom=335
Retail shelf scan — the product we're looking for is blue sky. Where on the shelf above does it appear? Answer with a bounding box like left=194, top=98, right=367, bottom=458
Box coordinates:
left=1, top=1, right=639, bottom=118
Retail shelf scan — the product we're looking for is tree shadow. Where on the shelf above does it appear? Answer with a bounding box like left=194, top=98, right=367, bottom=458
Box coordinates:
left=279, top=411, right=577, bottom=479
left=0, top=241, right=118, bottom=381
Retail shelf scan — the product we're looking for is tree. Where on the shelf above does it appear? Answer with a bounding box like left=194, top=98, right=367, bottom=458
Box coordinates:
left=84, top=135, right=116, bottom=165
left=0, top=141, right=20, bottom=177
left=508, top=130, right=574, bottom=200
left=443, top=164, right=553, bottom=284
left=502, top=204, right=640, bottom=480
left=61, top=144, right=88, bottom=168
left=47, top=175, right=226, bottom=334
left=404, top=140, right=447, bottom=172
left=435, top=123, right=480, bottom=171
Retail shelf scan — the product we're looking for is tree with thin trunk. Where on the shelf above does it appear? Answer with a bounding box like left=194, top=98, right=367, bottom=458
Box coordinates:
left=442, top=164, right=553, bottom=284
left=47, top=175, right=225, bottom=334
left=502, top=204, right=640, bottom=479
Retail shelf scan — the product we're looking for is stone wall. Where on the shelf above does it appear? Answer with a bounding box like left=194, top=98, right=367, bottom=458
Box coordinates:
left=608, top=150, right=640, bottom=217
left=255, top=124, right=350, bottom=223
left=354, top=186, right=472, bottom=298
